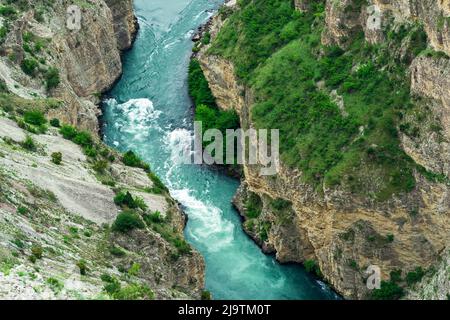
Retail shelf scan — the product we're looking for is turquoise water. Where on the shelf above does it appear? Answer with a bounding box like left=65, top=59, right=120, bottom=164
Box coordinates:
left=102, top=0, right=337, bottom=300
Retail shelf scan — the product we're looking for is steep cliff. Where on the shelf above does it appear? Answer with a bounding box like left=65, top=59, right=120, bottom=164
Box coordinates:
left=197, top=0, right=450, bottom=299
left=0, top=0, right=205, bottom=300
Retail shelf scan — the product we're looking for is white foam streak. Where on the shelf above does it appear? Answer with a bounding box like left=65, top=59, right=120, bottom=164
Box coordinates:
left=171, top=188, right=234, bottom=252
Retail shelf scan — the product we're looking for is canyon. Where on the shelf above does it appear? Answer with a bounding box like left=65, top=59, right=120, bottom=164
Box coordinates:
left=196, top=0, right=450, bottom=299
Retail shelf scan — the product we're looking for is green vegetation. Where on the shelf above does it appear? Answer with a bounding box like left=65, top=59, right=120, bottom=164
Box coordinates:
left=188, top=59, right=240, bottom=164
left=112, top=210, right=145, bottom=233
left=208, top=0, right=430, bottom=200
left=114, top=191, right=138, bottom=209
left=244, top=192, right=262, bottom=219
left=122, top=150, right=150, bottom=171
left=23, top=110, right=46, bottom=126
left=51, top=152, right=62, bottom=165
left=143, top=212, right=192, bottom=258
left=405, top=267, right=425, bottom=286
left=21, top=135, right=37, bottom=152
left=304, top=259, right=322, bottom=277
left=188, top=59, right=216, bottom=107
left=147, top=172, right=168, bottom=194
left=21, top=58, right=38, bottom=76
left=371, top=280, right=404, bottom=300
left=45, top=67, right=60, bottom=90
left=201, top=290, right=212, bottom=300
left=49, top=118, right=60, bottom=127
left=101, top=274, right=154, bottom=300
left=76, top=259, right=88, bottom=275
left=30, top=244, right=43, bottom=260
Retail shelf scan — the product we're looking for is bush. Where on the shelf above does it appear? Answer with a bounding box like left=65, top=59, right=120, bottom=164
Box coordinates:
left=188, top=59, right=216, bottom=107
left=201, top=290, right=212, bottom=300
left=22, top=135, right=37, bottom=151
left=73, top=131, right=93, bottom=147
left=60, top=125, right=78, bottom=140
left=0, top=5, right=16, bottom=17
left=114, top=191, right=137, bottom=209
left=244, top=193, right=262, bottom=219
left=148, top=172, right=168, bottom=194
left=21, top=58, right=38, bottom=76
left=112, top=210, right=144, bottom=233
left=304, top=259, right=322, bottom=277
left=76, top=259, right=88, bottom=275
left=24, top=110, right=46, bottom=126
left=49, top=118, right=60, bottom=127
left=109, top=246, right=126, bottom=257
left=31, top=245, right=43, bottom=259
left=93, top=160, right=108, bottom=173
left=371, top=281, right=404, bottom=300
left=122, top=150, right=142, bottom=167
left=45, top=67, right=60, bottom=90
left=144, top=211, right=164, bottom=224
left=83, top=146, right=97, bottom=158
left=406, top=267, right=425, bottom=286
left=51, top=152, right=62, bottom=165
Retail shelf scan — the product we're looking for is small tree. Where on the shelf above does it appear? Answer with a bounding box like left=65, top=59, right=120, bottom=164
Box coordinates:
left=22, top=135, right=37, bottom=151
left=76, top=259, right=88, bottom=275
left=50, top=118, right=60, bottom=128
left=21, top=58, right=38, bottom=76
left=51, top=152, right=62, bottom=165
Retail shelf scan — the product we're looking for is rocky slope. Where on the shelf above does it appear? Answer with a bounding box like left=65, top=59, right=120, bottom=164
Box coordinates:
left=0, top=0, right=136, bottom=132
left=0, top=0, right=205, bottom=300
left=197, top=0, right=450, bottom=299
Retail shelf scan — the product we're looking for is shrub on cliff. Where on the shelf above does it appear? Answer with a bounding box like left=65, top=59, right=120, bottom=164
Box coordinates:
left=21, top=135, right=37, bottom=152
left=51, top=152, right=62, bottom=165
left=60, top=125, right=78, bottom=140
left=73, top=131, right=93, bottom=147
left=112, top=210, right=144, bottom=233
left=50, top=118, right=60, bottom=127
left=122, top=150, right=150, bottom=171
left=406, top=267, right=425, bottom=286
left=114, top=191, right=137, bottom=209
left=188, top=59, right=216, bottom=107
left=371, top=281, right=404, bottom=300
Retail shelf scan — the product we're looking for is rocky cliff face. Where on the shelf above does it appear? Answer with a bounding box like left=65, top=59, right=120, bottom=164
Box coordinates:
left=198, top=0, right=450, bottom=299
left=0, top=0, right=137, bottom=132
left=0, top=115, right=204, bottom=299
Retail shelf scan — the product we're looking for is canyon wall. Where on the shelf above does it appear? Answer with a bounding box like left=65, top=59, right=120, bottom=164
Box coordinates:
left=0, top=0, right=137, bottom=132
left=198, top=0, right=450, bottom=299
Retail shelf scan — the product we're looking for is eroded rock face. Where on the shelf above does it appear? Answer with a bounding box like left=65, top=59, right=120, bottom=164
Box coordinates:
left=0, top=0, right=138, bottom=132
left=199, top=3, right=450, bottom=299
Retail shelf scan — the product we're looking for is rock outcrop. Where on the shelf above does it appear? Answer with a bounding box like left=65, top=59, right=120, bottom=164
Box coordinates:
left=0, top=0, right=138, bottom=132
left=197, top=0, right=450, bottom=299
